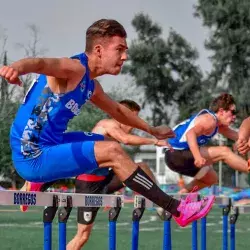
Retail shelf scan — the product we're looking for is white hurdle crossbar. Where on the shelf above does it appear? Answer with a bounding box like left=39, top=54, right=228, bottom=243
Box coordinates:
left=0, top=190, right=123, bottom=208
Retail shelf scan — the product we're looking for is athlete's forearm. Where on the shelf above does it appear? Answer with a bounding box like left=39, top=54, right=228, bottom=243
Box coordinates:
left=121, top=134, right=157, bottom=145
left=91, top=83, right=153, bottom=135
left=186, top=130, right=202, bottom=159
left=219, top=126, right=238, bottom=141
left=227, top=129, right=238, bottom=141
left=239, top=117, right=250, bottom=141
left=111, top=104, right=153, bottom=134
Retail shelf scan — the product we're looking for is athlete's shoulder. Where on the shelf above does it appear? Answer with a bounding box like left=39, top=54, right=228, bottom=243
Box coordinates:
left=195, top=113, right=217, bottom=131
left=92, top=119, right=117, bottom=134
left=99, top=119, right=119, bottom=128
left=68, top=57, right=86, bottom=73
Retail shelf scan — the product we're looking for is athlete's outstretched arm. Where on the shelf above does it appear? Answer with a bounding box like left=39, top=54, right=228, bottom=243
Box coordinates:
left=104, top=124, right=169, bottom=146
left=218, top=126, right=238, bottom=141
left=90, top=80, right=175, bottom=140
left=238, top=117, right=250, bottom=141
left=236, top=117, right=250, bottom=155
left=0, top=57, right=85, bottom=85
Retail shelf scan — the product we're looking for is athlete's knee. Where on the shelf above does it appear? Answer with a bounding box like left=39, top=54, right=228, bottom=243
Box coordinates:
left=218, top=146, right=232, bottom=159
left=137, top=162, right=148, bottom=168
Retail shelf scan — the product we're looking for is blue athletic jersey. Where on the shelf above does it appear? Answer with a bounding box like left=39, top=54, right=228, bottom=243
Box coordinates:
left=10, top=53, right=95, bottom=160
left=168, top=109, right=218, bottom=150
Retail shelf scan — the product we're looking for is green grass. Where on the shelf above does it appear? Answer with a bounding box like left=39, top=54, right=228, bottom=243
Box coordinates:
left=0, top=204, right=249, bottom=249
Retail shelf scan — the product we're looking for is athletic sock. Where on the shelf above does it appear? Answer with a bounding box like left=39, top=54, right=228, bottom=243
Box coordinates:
left=123, top=167, right=180, bottom=216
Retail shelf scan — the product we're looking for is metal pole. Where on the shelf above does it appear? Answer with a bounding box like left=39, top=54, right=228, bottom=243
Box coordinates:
left=131, top=198, right=145, bottom=250
left=230, top=207, right=239, bottom=250
left=218, top=135, right=223, bottom=189
left=43, top=195, right=58, bottom=250
left=109, top=197, right=122, bottom=250
left=162, top=211, right=172, bottom=250
left=58, top=196, right=72, bottom=250
left=201, top=217, right=207, bottom=250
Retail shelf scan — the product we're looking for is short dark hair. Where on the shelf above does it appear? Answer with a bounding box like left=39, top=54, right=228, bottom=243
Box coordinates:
left=119, top=99, right=141, bottom=112
left=85, top=19, right=127, bottom=52
left=209, top=93, right=235, bottom=113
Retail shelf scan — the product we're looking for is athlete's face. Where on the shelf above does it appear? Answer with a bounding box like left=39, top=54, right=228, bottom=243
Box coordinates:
left=100, top=36, right=128, bottom=75
left=220, top=104, right=237, bottom=126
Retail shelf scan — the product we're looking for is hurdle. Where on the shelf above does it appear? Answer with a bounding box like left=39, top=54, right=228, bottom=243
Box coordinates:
left=0, top=190, right=123, bottom=250
left=132, top=195, right=234, bottom=250
left=133, top=194, right=202, bottom=250
left=1, top=189, right=250, bottom=250
left=229, top=205, right=250, bottom=250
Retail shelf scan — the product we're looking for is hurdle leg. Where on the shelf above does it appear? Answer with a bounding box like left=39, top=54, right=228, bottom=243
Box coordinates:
left=43, top=195, right=58, bottom=250
left=162, top=211, right=172, bottom=250
left=131, top=198, right=145, bottom=250
left=229, top=207, right=239, bottom=250
left=109, top=197, right=122, bottom=250
left=58, top=196, right=72, bottom=250
left=201, top=217, right=206, bottom=250
left=192, top=221, right=198, bottom=250
left=222, top=201, right=231, bottom=250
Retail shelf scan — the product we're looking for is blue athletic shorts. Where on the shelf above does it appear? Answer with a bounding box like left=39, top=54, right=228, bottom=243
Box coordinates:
left=12, top=132, right=105, bottom=182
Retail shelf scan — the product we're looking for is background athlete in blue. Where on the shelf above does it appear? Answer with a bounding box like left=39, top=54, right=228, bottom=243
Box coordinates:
left=0, top=18, right=216, bottom=228
left=165, top=93, right=250, bottom=193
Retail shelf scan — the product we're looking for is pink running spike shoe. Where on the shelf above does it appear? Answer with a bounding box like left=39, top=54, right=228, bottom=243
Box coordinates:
left=173, top=194, right=215, bottom=227
left=20, top=181, right=45, bottom=212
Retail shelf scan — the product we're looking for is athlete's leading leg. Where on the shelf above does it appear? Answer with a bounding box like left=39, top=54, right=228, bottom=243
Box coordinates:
left=94, top=141, right=181, bottom=214
left=94, top=141, right=215, bottom=226
left=182, top=145, right=250, bottom=192
left=200, top=146, right=249, bottom=173
left=16, top=139, right=215, bottom=227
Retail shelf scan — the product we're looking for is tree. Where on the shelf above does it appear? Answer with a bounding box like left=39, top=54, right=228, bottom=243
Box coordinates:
left=0, top=51, right=19, bottom=188
left=194, top=0, right=250, bottom=122
left=194, top=0, right=250, bottom=187
left=122, top=13, right=206, bottom=126
left=16, top=24, right=48, bottom=101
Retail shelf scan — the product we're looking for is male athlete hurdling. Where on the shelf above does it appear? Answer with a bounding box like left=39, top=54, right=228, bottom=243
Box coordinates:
left=21, top=99, right=166, bottom=250
left=0, top=18, right=215, bottom=228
